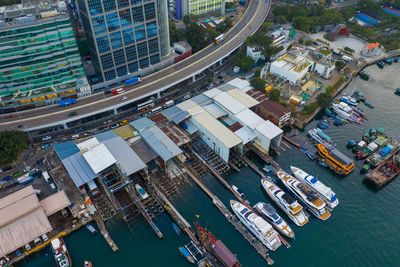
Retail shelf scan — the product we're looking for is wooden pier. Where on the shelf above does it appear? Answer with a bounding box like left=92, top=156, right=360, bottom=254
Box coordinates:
left=95, top=216, right=119, bottom=252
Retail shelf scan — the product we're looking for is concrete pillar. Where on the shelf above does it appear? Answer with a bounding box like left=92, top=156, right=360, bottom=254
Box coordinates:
left=219, top=59, right=223, bottom=66
left=157, top=91, right=161, bottom=98
left=113, top=107, right=118, bottom=115
left=62, top=122, right=68, bottom=129
left=192, top=75, right=196, bottom=83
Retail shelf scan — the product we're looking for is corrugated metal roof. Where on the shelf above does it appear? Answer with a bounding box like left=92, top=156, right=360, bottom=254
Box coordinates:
left=255, top=121, right=283, bottom=140
left=213, top=92, right=247, bottom=115
left=213, top=240, right=238, bottom=267
left=203, top=103, right=228, bottom=118
left=236, top=109, right=264, bottom=130
left=39, top=191, right=71, bottom=216
left=162, top=106, right=191, bottom=124
left=234, top=127, right=257, bottom=145
left=62, top=152, right=97, bottom=187
left=103, top=136, right=146, bottom=175
left=76, top=137, right=100, bottom=151
left=192, top=111, right=241, bottom=149
left=203, top=88, right=223, bottom=98
left=226, top=88, right=259, bottom=108
left=191, top=94, right=211, bottom=105
left=130, top=117, right=155, bottom=131
left=177, top=99, right=198, bottom=111
left=53, top=141, right=79, bottom=160
left=180, top=120, right=199, bottom=135
left=82, top=143, right=117, bottom=174
left=95, top=130, right=118, bottom=141
left=140, top=125, right=182, bottom=161
left=131, top=139, right=158, bottom=164
left=227, top=78, right=251, bottom=90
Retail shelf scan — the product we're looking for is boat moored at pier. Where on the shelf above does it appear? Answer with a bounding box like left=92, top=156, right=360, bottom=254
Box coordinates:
left=317, top=144, right=355, bottom=175
left=51, top=237, right=72, bottom=267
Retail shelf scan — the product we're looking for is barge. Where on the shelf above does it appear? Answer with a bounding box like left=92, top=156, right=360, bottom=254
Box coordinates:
left=365, top=151, right=400, bottom=189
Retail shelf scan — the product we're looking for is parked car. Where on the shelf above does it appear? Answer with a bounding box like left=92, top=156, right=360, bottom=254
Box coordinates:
left=120, top=96, right=128, bottom=101
left=34, top=237, right=42, bottom=246
left=41, top=234, right=49, bottom=242
left=24, top=243, right=32, bottom=251
left=4, top=114, right=14, bottom=119
left=68, top=111, right=77, bottom=117
left=110, top=124, right=119, bottom=129
left=25, top=152, right=34, bottom=161
left=42, top=135, right=51, bottom=141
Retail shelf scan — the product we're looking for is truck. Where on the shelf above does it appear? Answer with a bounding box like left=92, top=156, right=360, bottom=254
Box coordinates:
left=125, top=77, right=141, bottom=86
left=341, top=55, right=353, bottom=62
left=42, top=171, right=51, bottom=183
left=17, top=173, right=34, bottom=185
left=163, top=100, right=174, bottom=108
left=58, top=98, right=76, bottom=107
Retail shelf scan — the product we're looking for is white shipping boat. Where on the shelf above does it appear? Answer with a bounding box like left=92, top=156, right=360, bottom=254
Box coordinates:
left=290, top=166, right=339, bottom=209
left=254, top=202, right=295, bottom=239
left=331, top=102, right=361, bottom=122
left=261, top=179, right=308, bottom=227
left=230, top=200, right=281, bottom=251
left=277, top=171, right=331, bottom=221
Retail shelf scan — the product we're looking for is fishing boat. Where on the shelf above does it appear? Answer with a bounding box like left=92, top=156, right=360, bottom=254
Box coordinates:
left=51, top=237, right=72, bottom=267
left=317, top=144, right=355, bottom=175
left=365, top=151, right=400, bottom=189
left=376, top=60, right=384, bottom=69
left=305, top=150, right=315, bottom=160
left=135, top=184, right=149, bottom=200
left=178, top=246, right=195, bottom=264
left=261, top=178, right=308, bottom=227
left=230, top=200, right=281, bottom=251
left=395, top=88, right=400, bottom=96
left=290, top=166, right=339, bottom=209
left=86, top=224, right=97, bottom=235
left=317, top=121, right=329, bottom=130
left=366, top=144, right=400, bottom=168
left=84, top=261, right=92, bottom=267
left=263, top=165, right=273, bottom=173
left=194, top=222, right=240, bottom=267
left=318, top=159, right=328, bottom=168
left=253, top=202, right=295, bottom=239
left=172, top=222, right=182, bottom=236
left=385, top=57, right=393, bottom=64
left=351, top=106, right=368, bottom=119
left=361, top=163, right=370, bottom=173
left=277, top=171, right=331, bottom=220
left=231, top=185, right=244, bottom=198
left=340, top=95, right=358, bottom=106
left=333, top=119, right=343, bottom=126
left=359, top=70, right=369, bottom=81
left=331, top=102, right=361, bottom=123
left=347, top=140, right=357, bottom=149
left=353, top=91, right=366, bottom=102
left=325, top=109, right=336, bottom=118
left=364, top=102, right=374, bottom=109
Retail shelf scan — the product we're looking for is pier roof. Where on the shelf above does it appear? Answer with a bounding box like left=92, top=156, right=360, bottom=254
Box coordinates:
left=255, top=121, right=283, bottom=140
left=62, top=152, right=97, bottom=187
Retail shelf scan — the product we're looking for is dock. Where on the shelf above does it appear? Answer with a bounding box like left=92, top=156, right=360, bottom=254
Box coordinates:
left=95, top=216, right=119, bottom=252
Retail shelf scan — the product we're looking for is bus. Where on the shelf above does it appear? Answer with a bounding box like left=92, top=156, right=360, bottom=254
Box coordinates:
left=151, top=106, right=162, bottom=114
left=137, top=99, right=155, bottom=112
left=125, top=77, right=141, bottom=86
left=112, top=88, right=125, bottom=95
left=214, top=34, right=226, bottom=44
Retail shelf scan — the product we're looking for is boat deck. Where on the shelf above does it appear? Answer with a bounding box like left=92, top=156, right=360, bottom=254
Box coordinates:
left=366, top=162, right=400, bottom=189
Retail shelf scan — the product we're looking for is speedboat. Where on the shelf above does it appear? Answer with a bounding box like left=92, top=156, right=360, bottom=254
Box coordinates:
left=254, top=202, right=295, bottom=239
left=331, top=102, right=361, bottom=123
left=277, top=171, right=331, bottom=220
left=135, top=184, right=149, bottom=200
left=231, top=185, right=244, bottom=198
left=261, top=178, right=308, bottom=227
left=230, top=200, right=281, bottom=251
left=340, top=95, right=358, bottom=106
left=290, top=166, right=339, bottom=209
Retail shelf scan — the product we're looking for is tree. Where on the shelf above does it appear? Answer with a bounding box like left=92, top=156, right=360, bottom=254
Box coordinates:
left=240, top=56, right=255, bottom=70
left=261, top=22, right=272, bottom=32
left=335, top=60, right=345, bottom=71
left=275, top=15, right=288, bottom=25
left=208, top=77, right=214, bottom=84
left=183, top=14, right=198, bottom=25
left=169, top=20, right=184, bottom=44
left=325, top=86, right=334, bottom=95
left=269, top=89, right=281, bottom=101
left=304, top=102, right=319, bottom=114
left=224, top=17, right=233, bottom=28
left=317, top=93, right=332, bottom=109
left=185, top=23, right=208, bottom=53
left=250, top=77, right=266, bottom=91
left=298, top=37, right=304, bottom=44
left=305, top=40, right=312, bottom=46
left=0, top=130, right=28, bottom=165
left=255, top=69, right=261, bottom=78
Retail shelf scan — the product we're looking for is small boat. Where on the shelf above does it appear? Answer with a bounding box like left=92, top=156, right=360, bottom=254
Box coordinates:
left=333, top=119, right=343, bottom=126
left=317, top=121, right=329, bottom=130
left=385, top=57, right=393, bottom=64
left=394, top=56, right=399, bottom=63
left=353, top=91, right=366, bottom=102
left=318, top=159, right=328, bottom=167
left=135, top=184, right=149, bottom=200
left=172, top=222, right=181, bottom=236
left=51, top=238, right=72, bottom=267
left=351, top=106, right=368, bottom=119
left=178, top=246, right=195, bottom=264
left=361, top=163, right=370, bottom=173
left=231, top=185, right=244, bottom=198
left=84, top=261, right=93, bottom=267
left=364, top=102, right=374, bottom=109
left=325, top=109, right=336, bottom=118
left=263, top=165, right=273, bottom=173
left=376, top=61, right=384, bottom=69
left=359, top=70, right=369, bottom=81
left=86, top=224, right=97, bottom=235
left=395, top=88, right=400, bottom=96
left=340, top=95, right=358, bottom=106
left=305, top=150, right=315, bottom=160
left=347, top=140, right=357, bottom=148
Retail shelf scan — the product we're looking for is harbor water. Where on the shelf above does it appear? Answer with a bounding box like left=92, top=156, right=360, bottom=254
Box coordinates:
left=17, top=63, right=400, bottom=267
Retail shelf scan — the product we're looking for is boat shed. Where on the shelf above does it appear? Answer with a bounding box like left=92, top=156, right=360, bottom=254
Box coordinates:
left=226, top=88, right=259, bottom=109
left=213, top=92, right=247, bottom=115
left=53, top=141, right=80, bottom=160
left=61, top=153, right=97, bottom=188
left=82, top=143, right=117, bottom=174
left=203, top=103, right=228, bottom=119
left=130, top=117, right=156, bottom=132
left=255, top=121, right=283, bottom=151
left=39, top=190, right=71, bottom=216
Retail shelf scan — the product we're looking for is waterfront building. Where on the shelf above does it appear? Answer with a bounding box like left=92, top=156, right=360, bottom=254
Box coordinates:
left=175, top=0, right=224, bottom=19
left=0, top=1, right=90, bottom=112
left=256, top=99, right=291, bottom=128
left=314, top=61, right=334, bottom=79
left=76, top=0, right=171, bottom=88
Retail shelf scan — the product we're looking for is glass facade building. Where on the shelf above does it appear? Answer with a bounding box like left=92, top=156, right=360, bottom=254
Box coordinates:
left=77, top=0, right=170, bottom=82
left=0, top=1, right=90, bottom=110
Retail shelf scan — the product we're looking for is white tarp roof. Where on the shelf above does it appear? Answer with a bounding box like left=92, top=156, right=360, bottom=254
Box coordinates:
left=235, top=127, right=257, bottom=145
left=255, top=120, right=283, bottom=140
left=77, top=137, right=100, bottom=151
left=203, top=88, right=222, bottom=98
left=213, top=92, right=247, bottom=115
left=82, top=143, right=117, bottom=174
left=227, top=78, right=251, bottom=90
left=203, top=103, right=228, bottom=118
left=236, top=109, right=264, bottom=130
left=226, top=88, right=259, bottom=108
left=177, top=99, right=198, bottom=111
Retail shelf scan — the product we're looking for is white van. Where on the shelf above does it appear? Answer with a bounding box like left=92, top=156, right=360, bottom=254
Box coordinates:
left=71, top=134, right=79, bottom=140
left=163, top=100, right=174, bottom=108
left=42, top=171, right=50, bottom=183
left=50, top=183, right=56, bottom=190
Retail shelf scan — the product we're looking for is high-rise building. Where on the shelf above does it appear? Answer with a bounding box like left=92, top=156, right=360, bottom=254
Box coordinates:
left=175, top=0, right=224, bottom=19
left=0, top=1, right=90, bottom=111
left=77, top=0, right=170, bottom=84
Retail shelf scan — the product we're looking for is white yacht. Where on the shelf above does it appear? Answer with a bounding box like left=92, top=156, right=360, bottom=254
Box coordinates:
left=277, top=171, right=331, bottom=221
left=135, top=184, right=149, bottom=200
left=331, top=102, right=361, bottom=122
left=254, top=202, right=295, bottom=239
left=230, top=200, right=281, bottom=251
left=261, top=179, right=308, bottom=227
left=290, top=166, right=339, bottom=209
left=340, top=95, right=358, bottom=106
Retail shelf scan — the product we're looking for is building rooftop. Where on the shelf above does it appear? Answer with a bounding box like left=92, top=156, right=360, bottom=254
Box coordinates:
left=39, top=190, right=70, bottom=216
left=255, top=121, right=283, bottom=140
left=213, top=92, right=247, bottom=115
left=203, top=103, right=228, bottom=119
left=235, top=108, right=264, bottom=130
left=130, top=117, right=156, bottom=132
left=82, top=143, right=117, bottom=174
left=62, top=152, right=97, bottom=188
left=260, top=99, right=291, bottom=118
left=226, top=88, right=259, bottom=108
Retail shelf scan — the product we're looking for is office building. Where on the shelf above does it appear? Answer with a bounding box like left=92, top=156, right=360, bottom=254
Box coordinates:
left=175, top=0, right=224, bottom=19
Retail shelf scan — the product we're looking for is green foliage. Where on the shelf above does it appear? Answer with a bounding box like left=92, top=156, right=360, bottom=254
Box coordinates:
left=303, top=101, right=319, bottom=114
left=0, top=130, right=28, bottom=165
left=208, top=77, right=214, bottom=84
left=269, top=89, right=281, bottom=101
left=169, top=20, right=185, bottom=44
left=0, top=0, right=20, bottom=6
left=224, top=17, right=233, bottom=28
left=335, top=60, right=345, bottom=71
left=183, top=14, right=198, bottom=25
left=240, top=56, right=255, bottom=70
left=225, top=2, right=235, bottom=9
left=185, top=23, right=208, bottom=53
left=275, top=15, right=288, bottom=25
left=298, top=37, right=304, bottom=44
left=325, top=86, right=334, bottom=95
left=305, top=40, right=312, bottom=46
left=245, top=33, right=282, bottom=59
left=250, top=77, right=266, bottom=91
left=261, top=22, right=272, bottom=32
left=344, top=46, right=355, bottom=53
left=255, top=69, right=261, bottom=78
left=317, top=93, right=333, bottom=109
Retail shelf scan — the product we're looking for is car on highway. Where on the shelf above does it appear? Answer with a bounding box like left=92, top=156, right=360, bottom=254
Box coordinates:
left=68, top=111, right=77, bottom=117
left=4, top=114, right=14, bottom=119
left=120, top=96, right=128, bottom=101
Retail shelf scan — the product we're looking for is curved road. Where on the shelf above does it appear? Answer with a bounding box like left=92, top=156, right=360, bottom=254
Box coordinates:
left=1, top=0, right=271, bottom=131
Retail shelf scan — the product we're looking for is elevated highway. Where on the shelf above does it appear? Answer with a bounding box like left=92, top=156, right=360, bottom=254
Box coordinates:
left=1, top=0, right=272, bottom=131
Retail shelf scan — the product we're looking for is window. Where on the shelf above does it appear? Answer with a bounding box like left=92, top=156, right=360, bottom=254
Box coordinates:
left=113, top=49, right=126, bottom=66
left=146, top=21, right=157, bottom=38
left=92, top=16, right=107, bottom=36
left=110, top=31, right=123, bottom=49
left=132, top=6, right=144, bottom=24
left=117, top=65, right=127, bottom=76
left=148, top=38, right=158, bottom=54
left=104, top=69, right=116, bottom=81
left=122, top=28, right=135, bottom=45
left=117, top=0, right=129, bottom=8
left=125, top=45, right=137, bottom=61
left=96, top=36, right=110, bottom=53
left=139, top=57, right=149, bottom=68
left=134, top=24, right=145, bottom=42
left=131, top=0, right=142, bottom=5
left=119, top=9, right=132, bottom=28
left=106, top=12, right=119, bottom=32
left=137, top=41, right=148, bottom=58
left=150, top=53, right=159, bottom=64
left=103, top=0, right=116, bottom=12
left=128, top=61, right=138, bottom=72
left=88, top=0, right=103, bottom=16
left=144, top=3, right=155, bottom=21
left=100, top=53, right=114, bottom=70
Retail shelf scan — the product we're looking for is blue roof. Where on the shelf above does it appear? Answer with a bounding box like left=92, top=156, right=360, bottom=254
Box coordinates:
left=130, top=117, right=155, bottom=131
left=95, top=130, right=117, bottom=142
left=53, top=141, right=79, bottom=160
left=162, top=106, right=190, bottom=124
left=62, top=153, right=97, bottom=187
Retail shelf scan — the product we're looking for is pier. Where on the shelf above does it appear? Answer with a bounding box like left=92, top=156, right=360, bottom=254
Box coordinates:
left=95, top=216, right=119, bottom=252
